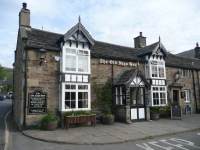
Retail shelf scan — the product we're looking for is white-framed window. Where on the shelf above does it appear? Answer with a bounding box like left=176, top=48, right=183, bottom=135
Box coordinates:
left=151, top=65, right=165, bottom=78
left=184, top=90, right=190, bottom=102
left=152, top=86, right=167, bottom=106
left=116, top=86, right=125, bottom=105
left=181, top=70, right=190, bottom=78
left=62, top=83, right=90, bottom=110
left=63, top=48, right=90, bottom=74
left=150, top=60, right=165, bottom=79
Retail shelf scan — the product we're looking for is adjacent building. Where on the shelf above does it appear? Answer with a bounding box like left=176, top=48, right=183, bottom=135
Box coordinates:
left=13, top=3, right=200, bottom=129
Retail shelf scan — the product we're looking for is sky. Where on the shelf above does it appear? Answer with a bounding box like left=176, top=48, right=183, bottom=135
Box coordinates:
left=0, top=0, right=200, bottom=68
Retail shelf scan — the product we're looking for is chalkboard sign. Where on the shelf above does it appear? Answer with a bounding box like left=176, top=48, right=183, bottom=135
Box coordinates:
left=171, top=105, right=182, bottom=119
left=28, top=90, right=47, bottom=114
left=186, top=105, right=191, bottom=114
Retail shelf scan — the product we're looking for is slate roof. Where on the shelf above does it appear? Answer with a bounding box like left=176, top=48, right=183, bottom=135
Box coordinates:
left=25, top=28, right=62, bottom=50
left=91, top=41, right=145, bottom=62
left=21, top=25, right=200, bottom=70
left=165, top=53, right=200, bottom=70
left=134, top=41, right=168, bottom=57
left=115, top=69, right=136, bottom=85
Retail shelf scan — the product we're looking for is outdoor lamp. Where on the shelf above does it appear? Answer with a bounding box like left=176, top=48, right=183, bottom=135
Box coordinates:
left=175, top=70, right=181, bottom=81
left=39, top=48, right=47, bottom=66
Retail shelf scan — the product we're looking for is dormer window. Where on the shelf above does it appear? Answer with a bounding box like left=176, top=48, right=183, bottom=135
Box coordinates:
left=64, top=48, right=90, bottom=73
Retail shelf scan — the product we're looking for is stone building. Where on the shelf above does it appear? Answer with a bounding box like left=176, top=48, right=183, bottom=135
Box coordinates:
left=14, top=3, right=200, bottom=129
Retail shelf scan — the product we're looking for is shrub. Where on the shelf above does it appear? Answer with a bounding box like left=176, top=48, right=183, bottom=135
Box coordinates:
left=64, top=110, right=93, bottom=116
left=41, top=111, right=60, bottom=123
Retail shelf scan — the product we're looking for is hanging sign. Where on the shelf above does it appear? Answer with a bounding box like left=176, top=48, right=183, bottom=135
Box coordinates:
left=28, top=90, right=47, bottom=114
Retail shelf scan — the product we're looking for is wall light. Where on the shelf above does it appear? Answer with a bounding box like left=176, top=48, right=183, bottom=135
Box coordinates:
left=52, top=56, right=60, bottom=62
left=39, top=48, right=46, bottom=66
left=175, top=70, right=182, bottom=82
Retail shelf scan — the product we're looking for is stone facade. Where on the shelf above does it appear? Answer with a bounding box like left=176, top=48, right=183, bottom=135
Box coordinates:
left=166, top=66, right=200, bottom=114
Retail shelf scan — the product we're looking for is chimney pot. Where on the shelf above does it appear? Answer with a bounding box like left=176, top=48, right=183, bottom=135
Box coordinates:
left=22, top=2, right=27, bottom=9
left=140, top=32, right=142, bottom=36
left=197, top=42, right=199, bottom=47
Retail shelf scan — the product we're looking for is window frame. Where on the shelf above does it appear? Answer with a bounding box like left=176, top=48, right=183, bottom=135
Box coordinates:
left=62, top=47, right=90, bottom=74
left=151, top=86, right=167, bottom=106
left=149, top=60, right=166, bottom=79
left=181, top=70, right=190, bottom=78
left=184, top=90, right=190, bottom=102
left=62, top=83, right=91, bottom=111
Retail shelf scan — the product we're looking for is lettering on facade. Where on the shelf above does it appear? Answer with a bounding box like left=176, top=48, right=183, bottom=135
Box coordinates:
left=100, top=59, right=137, bottom=67
left=28, top=90, right=47, bottom=114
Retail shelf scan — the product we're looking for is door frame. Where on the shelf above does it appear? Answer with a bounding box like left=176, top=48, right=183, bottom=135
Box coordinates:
left=130, top=87, right=146, bottom=122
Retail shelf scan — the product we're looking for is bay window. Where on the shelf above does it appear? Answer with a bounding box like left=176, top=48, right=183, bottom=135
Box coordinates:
left=64, top=48, right=90, bottom=73
left=150, top=60, right=165, bottom=78
left=64, top=83, right=90, bottom=110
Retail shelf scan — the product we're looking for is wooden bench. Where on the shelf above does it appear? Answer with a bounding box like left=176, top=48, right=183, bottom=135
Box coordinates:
left=65, top=114, right=96, bottom=130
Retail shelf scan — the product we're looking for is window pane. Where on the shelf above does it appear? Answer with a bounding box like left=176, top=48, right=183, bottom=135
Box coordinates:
left=78, top=92, right=88, bottom=108
left=65, top=55, right=76, bottom=71
left=153, top=92, right=159, bottom=105
left=151, top=66, right=158, bottom=77
left=159, top=67, right=164, bottom=78
left=78, top=56, right=88, bottom=72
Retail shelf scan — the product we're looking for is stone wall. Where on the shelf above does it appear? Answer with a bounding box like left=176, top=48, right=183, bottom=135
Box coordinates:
left=166, top=66, right=200, bottom=114
left=13, top=34, right=25, bottom=129
left=25, top=50, right=60, bottom=126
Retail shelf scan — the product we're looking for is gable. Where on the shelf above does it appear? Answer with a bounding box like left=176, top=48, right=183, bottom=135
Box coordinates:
left=63, top=20, right=94, bottom=46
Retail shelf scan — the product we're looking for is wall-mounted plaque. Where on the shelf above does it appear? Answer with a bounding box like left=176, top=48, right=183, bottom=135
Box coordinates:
left=28, top=90, right=47, bottom=114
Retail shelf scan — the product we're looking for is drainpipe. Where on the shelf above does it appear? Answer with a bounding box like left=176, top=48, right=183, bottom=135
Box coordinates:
left=196, top=70, right=200, bottom=113
left=23, top=39, right=28, bottom=128
left=192, top=70, right=198, bottom=113
left=111, top=63, right=114, bottom=105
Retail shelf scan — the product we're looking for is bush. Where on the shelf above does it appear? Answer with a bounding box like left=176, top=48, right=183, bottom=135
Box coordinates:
left=41, top=111, right=60, bottom=123
left=64, top=110, right=93, bottom=116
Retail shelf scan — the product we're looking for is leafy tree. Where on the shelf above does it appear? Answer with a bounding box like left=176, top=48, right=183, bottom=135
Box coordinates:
left=0, top=65, right=6, bottom=80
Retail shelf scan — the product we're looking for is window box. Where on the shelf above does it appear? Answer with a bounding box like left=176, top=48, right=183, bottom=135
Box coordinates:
left=64, top=114, right=96, bottom=130
left=158, top=109, right=171, bottom=117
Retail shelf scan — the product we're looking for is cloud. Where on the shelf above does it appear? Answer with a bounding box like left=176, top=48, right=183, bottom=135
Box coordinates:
left=0, top=0, right=200, bottom=67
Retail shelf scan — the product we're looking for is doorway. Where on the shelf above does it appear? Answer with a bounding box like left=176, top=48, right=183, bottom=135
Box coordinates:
left=173, top=90, right=179, bottom=105
left=130, top=87, right=146, bottom=121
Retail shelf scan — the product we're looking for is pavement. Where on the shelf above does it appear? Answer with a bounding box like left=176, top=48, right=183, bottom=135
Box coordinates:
left=7, top=113, right=200, bottom=145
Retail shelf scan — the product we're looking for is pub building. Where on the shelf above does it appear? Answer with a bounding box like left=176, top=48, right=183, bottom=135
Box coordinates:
left=13, top=3, right=200, bottom=129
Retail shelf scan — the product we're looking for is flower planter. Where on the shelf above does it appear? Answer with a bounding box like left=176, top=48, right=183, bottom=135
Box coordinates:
left=159, top=109, right=171, bottom=118
left=150, top=114, right=159, bottom=120
left=65, top=114, right=96, bottom=130
left=102, top=115, right=114, bottom=125
left=41, top=120, right=58, bottom=131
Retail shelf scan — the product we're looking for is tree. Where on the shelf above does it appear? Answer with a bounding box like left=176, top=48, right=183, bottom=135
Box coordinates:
left=0, top=65, right=6, bottom=80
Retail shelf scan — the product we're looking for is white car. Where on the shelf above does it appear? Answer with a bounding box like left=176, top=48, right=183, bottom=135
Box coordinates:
left=6, top=92, right=13, bottom=99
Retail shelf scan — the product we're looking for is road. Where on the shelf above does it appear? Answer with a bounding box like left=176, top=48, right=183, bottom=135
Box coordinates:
left=7, top=128, right=200, bottom=149
left=1, top=99, right=200, bottom=150
left=0, top=99, right=12, bottom=150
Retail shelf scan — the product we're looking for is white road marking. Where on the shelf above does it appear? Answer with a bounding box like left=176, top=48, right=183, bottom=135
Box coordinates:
left=197, top=133, right=200, bottom=135
left=4, top=109, right=11, bottom=150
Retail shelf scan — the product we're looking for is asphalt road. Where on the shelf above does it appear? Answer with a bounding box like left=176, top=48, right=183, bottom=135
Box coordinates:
left=7, top=128, right=200, bottom=150
left=0, top=99, right=12, bottom=150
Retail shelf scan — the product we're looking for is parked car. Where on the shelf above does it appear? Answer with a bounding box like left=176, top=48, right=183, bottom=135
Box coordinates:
left=6, top=92, right=13, bottom=99
left=0, top=93, right=4, bottom=101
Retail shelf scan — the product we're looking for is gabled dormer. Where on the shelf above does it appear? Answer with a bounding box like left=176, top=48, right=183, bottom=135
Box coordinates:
left=59, top=17, right=94, bottom=74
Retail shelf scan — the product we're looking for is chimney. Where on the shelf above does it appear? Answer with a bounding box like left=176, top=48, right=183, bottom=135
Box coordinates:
left=19, top=3, right=30, bottom=27
left=194, top=42, right=200, bottom=59
left=134, top=32, right=146, bottom=48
